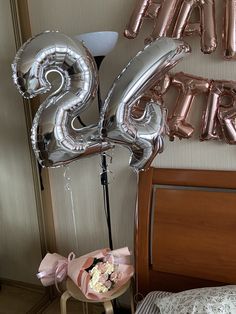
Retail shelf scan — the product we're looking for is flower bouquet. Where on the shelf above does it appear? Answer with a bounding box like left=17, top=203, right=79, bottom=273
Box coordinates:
left=37, top=247, right=134, bottom=300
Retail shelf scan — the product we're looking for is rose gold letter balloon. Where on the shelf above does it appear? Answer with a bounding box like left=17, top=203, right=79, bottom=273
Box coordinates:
left=201, top=80, right=236, bottom=141
left=146, top=0, right=179, bottom=43
left=223, top=0, right=236, bottom=59
left=124, top=0, right=152, bottom=39
left=124, top=0, right=178, bottom=42
left=218, top=107, right=236, bottom=144
left=172, top=0, right=217, bottom=54
left=168, top=72, right=210, bottom=140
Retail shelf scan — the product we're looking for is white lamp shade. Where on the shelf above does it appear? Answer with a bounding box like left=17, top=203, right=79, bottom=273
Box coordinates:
left=74, top=31, right=118, bottom=57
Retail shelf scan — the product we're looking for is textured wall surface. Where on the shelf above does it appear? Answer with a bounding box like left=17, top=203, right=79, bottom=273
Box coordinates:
left=0, top=0, right=42, bottom=284
left=27, top=0, right=236, bottom=256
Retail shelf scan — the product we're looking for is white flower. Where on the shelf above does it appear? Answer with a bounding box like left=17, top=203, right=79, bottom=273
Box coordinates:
left=93, top=282, right=109, bottom=293
left=90, top=266, right=101, bottom=286
left=104, top=262, right=114, bottom=275
left=89, top=262, right=116, bottom=293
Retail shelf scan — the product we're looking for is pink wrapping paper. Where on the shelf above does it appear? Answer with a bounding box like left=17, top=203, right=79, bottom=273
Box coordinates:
left=37, top=252, right=68, bottom=286
left=37, top=247, right=134, bottom=300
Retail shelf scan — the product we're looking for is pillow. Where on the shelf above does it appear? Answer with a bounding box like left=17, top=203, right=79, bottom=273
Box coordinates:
left=135, top=291, right=173, bottom=314
left=155, top=285, right=236, bottom=314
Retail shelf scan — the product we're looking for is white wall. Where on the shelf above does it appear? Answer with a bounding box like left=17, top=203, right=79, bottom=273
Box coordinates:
left=0, top=0, right=42, bottom=284
left=27, top=0, right=236, bottom=256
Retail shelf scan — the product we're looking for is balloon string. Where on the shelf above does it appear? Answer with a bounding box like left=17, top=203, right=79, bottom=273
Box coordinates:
left=77, top=116, right=86, bottom=127
left=64, top=166, right=79, bottom=254
left=45, top=69, right=65, bottom=97
left=99, top=151, right=114, bottom=185
left=69, top=186, right=79, bottom=253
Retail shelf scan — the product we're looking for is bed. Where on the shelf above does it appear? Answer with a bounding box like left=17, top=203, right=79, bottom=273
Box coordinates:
left=135, top=167, right=236, bottom=313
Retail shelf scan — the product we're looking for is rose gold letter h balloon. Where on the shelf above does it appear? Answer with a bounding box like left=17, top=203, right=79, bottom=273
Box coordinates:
left=146, top=0, right=180, bottom=43
left=124, top=0, right=152, bottom=39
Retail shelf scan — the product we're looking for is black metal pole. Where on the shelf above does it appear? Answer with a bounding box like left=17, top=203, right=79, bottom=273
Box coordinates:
left=95, top=55, right=130, bottom=314
left=95, top=56, right=113, bottom=251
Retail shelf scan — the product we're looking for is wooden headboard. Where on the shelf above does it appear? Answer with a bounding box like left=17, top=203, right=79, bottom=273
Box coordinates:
left=136, top=167, right=236, bottom=297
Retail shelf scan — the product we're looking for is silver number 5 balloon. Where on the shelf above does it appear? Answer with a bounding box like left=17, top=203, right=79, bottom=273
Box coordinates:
left=12, top=31, right=112, bottom=167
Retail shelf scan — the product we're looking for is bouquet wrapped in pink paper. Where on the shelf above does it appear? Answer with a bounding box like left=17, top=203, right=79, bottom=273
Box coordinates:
left=37, top=247, right=134, bottom=300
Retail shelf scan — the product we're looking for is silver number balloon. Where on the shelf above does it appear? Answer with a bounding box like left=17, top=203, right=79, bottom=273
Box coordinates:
left=12, top=31, right=112, bottom=167
left=100, top=37, right=191, bottom=171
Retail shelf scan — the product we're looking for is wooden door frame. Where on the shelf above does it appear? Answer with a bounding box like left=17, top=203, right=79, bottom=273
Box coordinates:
left=10, top=0, right=57, bottom=256
left=9, top=0, right=57, bottom=310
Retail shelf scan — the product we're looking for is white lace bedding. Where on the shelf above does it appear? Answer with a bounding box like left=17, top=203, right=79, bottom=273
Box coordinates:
left=135, top=291, right=173, bottom=314
left=135, top=286, right=236, bottom=314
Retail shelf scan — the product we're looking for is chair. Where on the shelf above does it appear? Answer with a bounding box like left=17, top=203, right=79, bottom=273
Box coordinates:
left=60, top=278, right=134, bottom=314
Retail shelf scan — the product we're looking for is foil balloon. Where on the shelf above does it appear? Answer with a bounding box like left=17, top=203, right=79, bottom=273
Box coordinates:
left=145, top=0, right=180, bottom=44
left=124, top=0, right=179, bottom=43
left=145, top=73, right=171, bottom=106
left=100, top=37, right=191, bottom=171
left=125, top=0, right=217, bottom=54
left=172, top=0, right=217, bottom=54
left=223, top=0, right=236, bottom=59
left=218, top=107, right=236, bottom=144
left=168, top=72, right=210, bottom=141
left=12, top=31, right=112, bottom=167
left=201, top=80, right=236, bottom=141
left=124, top=0, right=160, bottom=39
left=124, top=0, right=152, bottom=39
left=184, top=22, right=201, bottom=37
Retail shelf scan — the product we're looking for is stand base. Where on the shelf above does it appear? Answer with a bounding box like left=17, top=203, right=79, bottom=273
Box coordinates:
left=116, top=307, right=132, bottom=314
left=102, top=307, right=131, bottom=314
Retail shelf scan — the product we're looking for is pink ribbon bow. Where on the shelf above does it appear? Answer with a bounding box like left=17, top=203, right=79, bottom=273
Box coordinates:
left=37, top=252, right=75, bottom=291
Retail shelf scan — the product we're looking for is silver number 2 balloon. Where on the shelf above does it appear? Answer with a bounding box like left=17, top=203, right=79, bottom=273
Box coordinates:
left=12, top=31, right=112, bottom=167
left=100, top=37, right=191, bottom=171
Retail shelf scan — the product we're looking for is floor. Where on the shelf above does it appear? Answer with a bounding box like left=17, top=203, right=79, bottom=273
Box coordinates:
left=0, top=283, right=43, bottom=313
left=0, top=284, right=109, bottom=314
left=43, top=298, right=103, bottom=314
